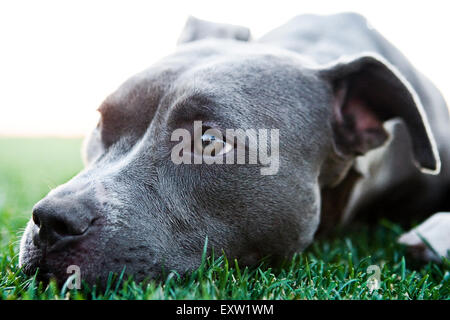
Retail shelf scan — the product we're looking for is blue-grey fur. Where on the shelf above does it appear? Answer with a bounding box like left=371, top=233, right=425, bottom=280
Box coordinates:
left=19, top=13, right=450, bottom=285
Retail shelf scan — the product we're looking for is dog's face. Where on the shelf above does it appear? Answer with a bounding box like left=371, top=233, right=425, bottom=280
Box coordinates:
left=19, top=41, right=331, bottom=284
left=19, top=33, right=438, bottom=285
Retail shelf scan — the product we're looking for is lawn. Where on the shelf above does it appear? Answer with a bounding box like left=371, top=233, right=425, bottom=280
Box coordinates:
left=0, top=137, right=448, bottom=300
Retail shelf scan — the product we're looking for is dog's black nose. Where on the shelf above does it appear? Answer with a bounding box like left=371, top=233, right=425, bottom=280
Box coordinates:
left=32, top=199, right=94, bottom=249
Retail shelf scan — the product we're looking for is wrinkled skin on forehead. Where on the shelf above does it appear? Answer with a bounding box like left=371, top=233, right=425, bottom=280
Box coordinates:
left=19, top=40, right=334, bottom=284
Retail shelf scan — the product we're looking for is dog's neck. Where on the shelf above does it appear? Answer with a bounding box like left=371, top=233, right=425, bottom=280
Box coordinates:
left=317, top=151, right=362, bottom=235
left=318, top=167, right=362, bottom=235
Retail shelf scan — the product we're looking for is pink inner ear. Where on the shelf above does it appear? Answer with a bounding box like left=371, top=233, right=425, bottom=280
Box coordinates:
left=345, top=97, right=383, bottom=132
left=332, top=85, right=382, bottom=131
left=332, top=84, right=388, bottom=155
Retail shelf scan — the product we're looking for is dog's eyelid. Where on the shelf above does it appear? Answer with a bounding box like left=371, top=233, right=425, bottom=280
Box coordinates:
left=201, top=124, right=226, bottom=137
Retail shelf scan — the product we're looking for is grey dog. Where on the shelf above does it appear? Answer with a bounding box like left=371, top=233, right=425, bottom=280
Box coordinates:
left=19, top=13, right=450, bottom=285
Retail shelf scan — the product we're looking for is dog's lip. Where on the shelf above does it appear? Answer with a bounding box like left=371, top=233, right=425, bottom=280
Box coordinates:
left=22, top=251, right=75, bottom=282
left=46, top=233, right=88, bottom=253
left=21, top=219, right=105, bottom=283
left=33, top=265, right=58, bottom=283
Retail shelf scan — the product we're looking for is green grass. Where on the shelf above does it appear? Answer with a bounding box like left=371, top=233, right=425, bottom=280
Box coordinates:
left=0, top=137, right=449, bottom=300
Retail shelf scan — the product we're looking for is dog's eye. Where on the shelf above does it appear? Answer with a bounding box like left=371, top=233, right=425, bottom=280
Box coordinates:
left=194, top=131, right=233, bottom=157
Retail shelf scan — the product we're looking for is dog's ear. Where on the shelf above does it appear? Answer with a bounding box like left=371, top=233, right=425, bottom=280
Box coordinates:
left=177, top=16, right=251, bottom=45
left=319, top=54, right=440, bottom=174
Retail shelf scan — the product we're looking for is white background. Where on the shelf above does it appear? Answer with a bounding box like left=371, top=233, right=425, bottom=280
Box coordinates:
left=1, top=0, right=449, bottom=136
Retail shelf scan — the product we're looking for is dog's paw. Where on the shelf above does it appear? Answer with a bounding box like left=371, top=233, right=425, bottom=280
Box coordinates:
left=398, top=212, right=450, bottom=262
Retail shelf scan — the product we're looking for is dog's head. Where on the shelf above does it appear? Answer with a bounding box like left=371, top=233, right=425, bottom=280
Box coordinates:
left=19, top=17, right=439, bottom=285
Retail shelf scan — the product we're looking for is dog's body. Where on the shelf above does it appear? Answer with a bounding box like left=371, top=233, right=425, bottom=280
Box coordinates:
left=20, top=13, right=450, bottom=285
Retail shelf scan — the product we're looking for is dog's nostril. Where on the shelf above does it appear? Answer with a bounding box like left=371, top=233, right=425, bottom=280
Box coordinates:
left=32, top=212, right=40, bottom=227
left=32, top=203, right=90, bottom=243
left=51, top=218, right=72, bottom=236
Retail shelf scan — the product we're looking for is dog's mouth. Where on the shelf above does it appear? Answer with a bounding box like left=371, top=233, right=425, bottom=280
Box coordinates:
left=33, top=266, right=56, bottom=284
left=20, top=255, right=62, bottom=286
left=20, top=223, right=102, bottom=285
left=21, top=249, right=71, bottom=285
left=20, top=221, right=163, bottom=287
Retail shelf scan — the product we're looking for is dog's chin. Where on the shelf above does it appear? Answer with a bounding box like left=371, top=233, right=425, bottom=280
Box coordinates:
left=21, top=253, right=161, bottom=289
left=20, top=246, right=67, bottom=285
left=20, top=245, right=117, bottom=287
